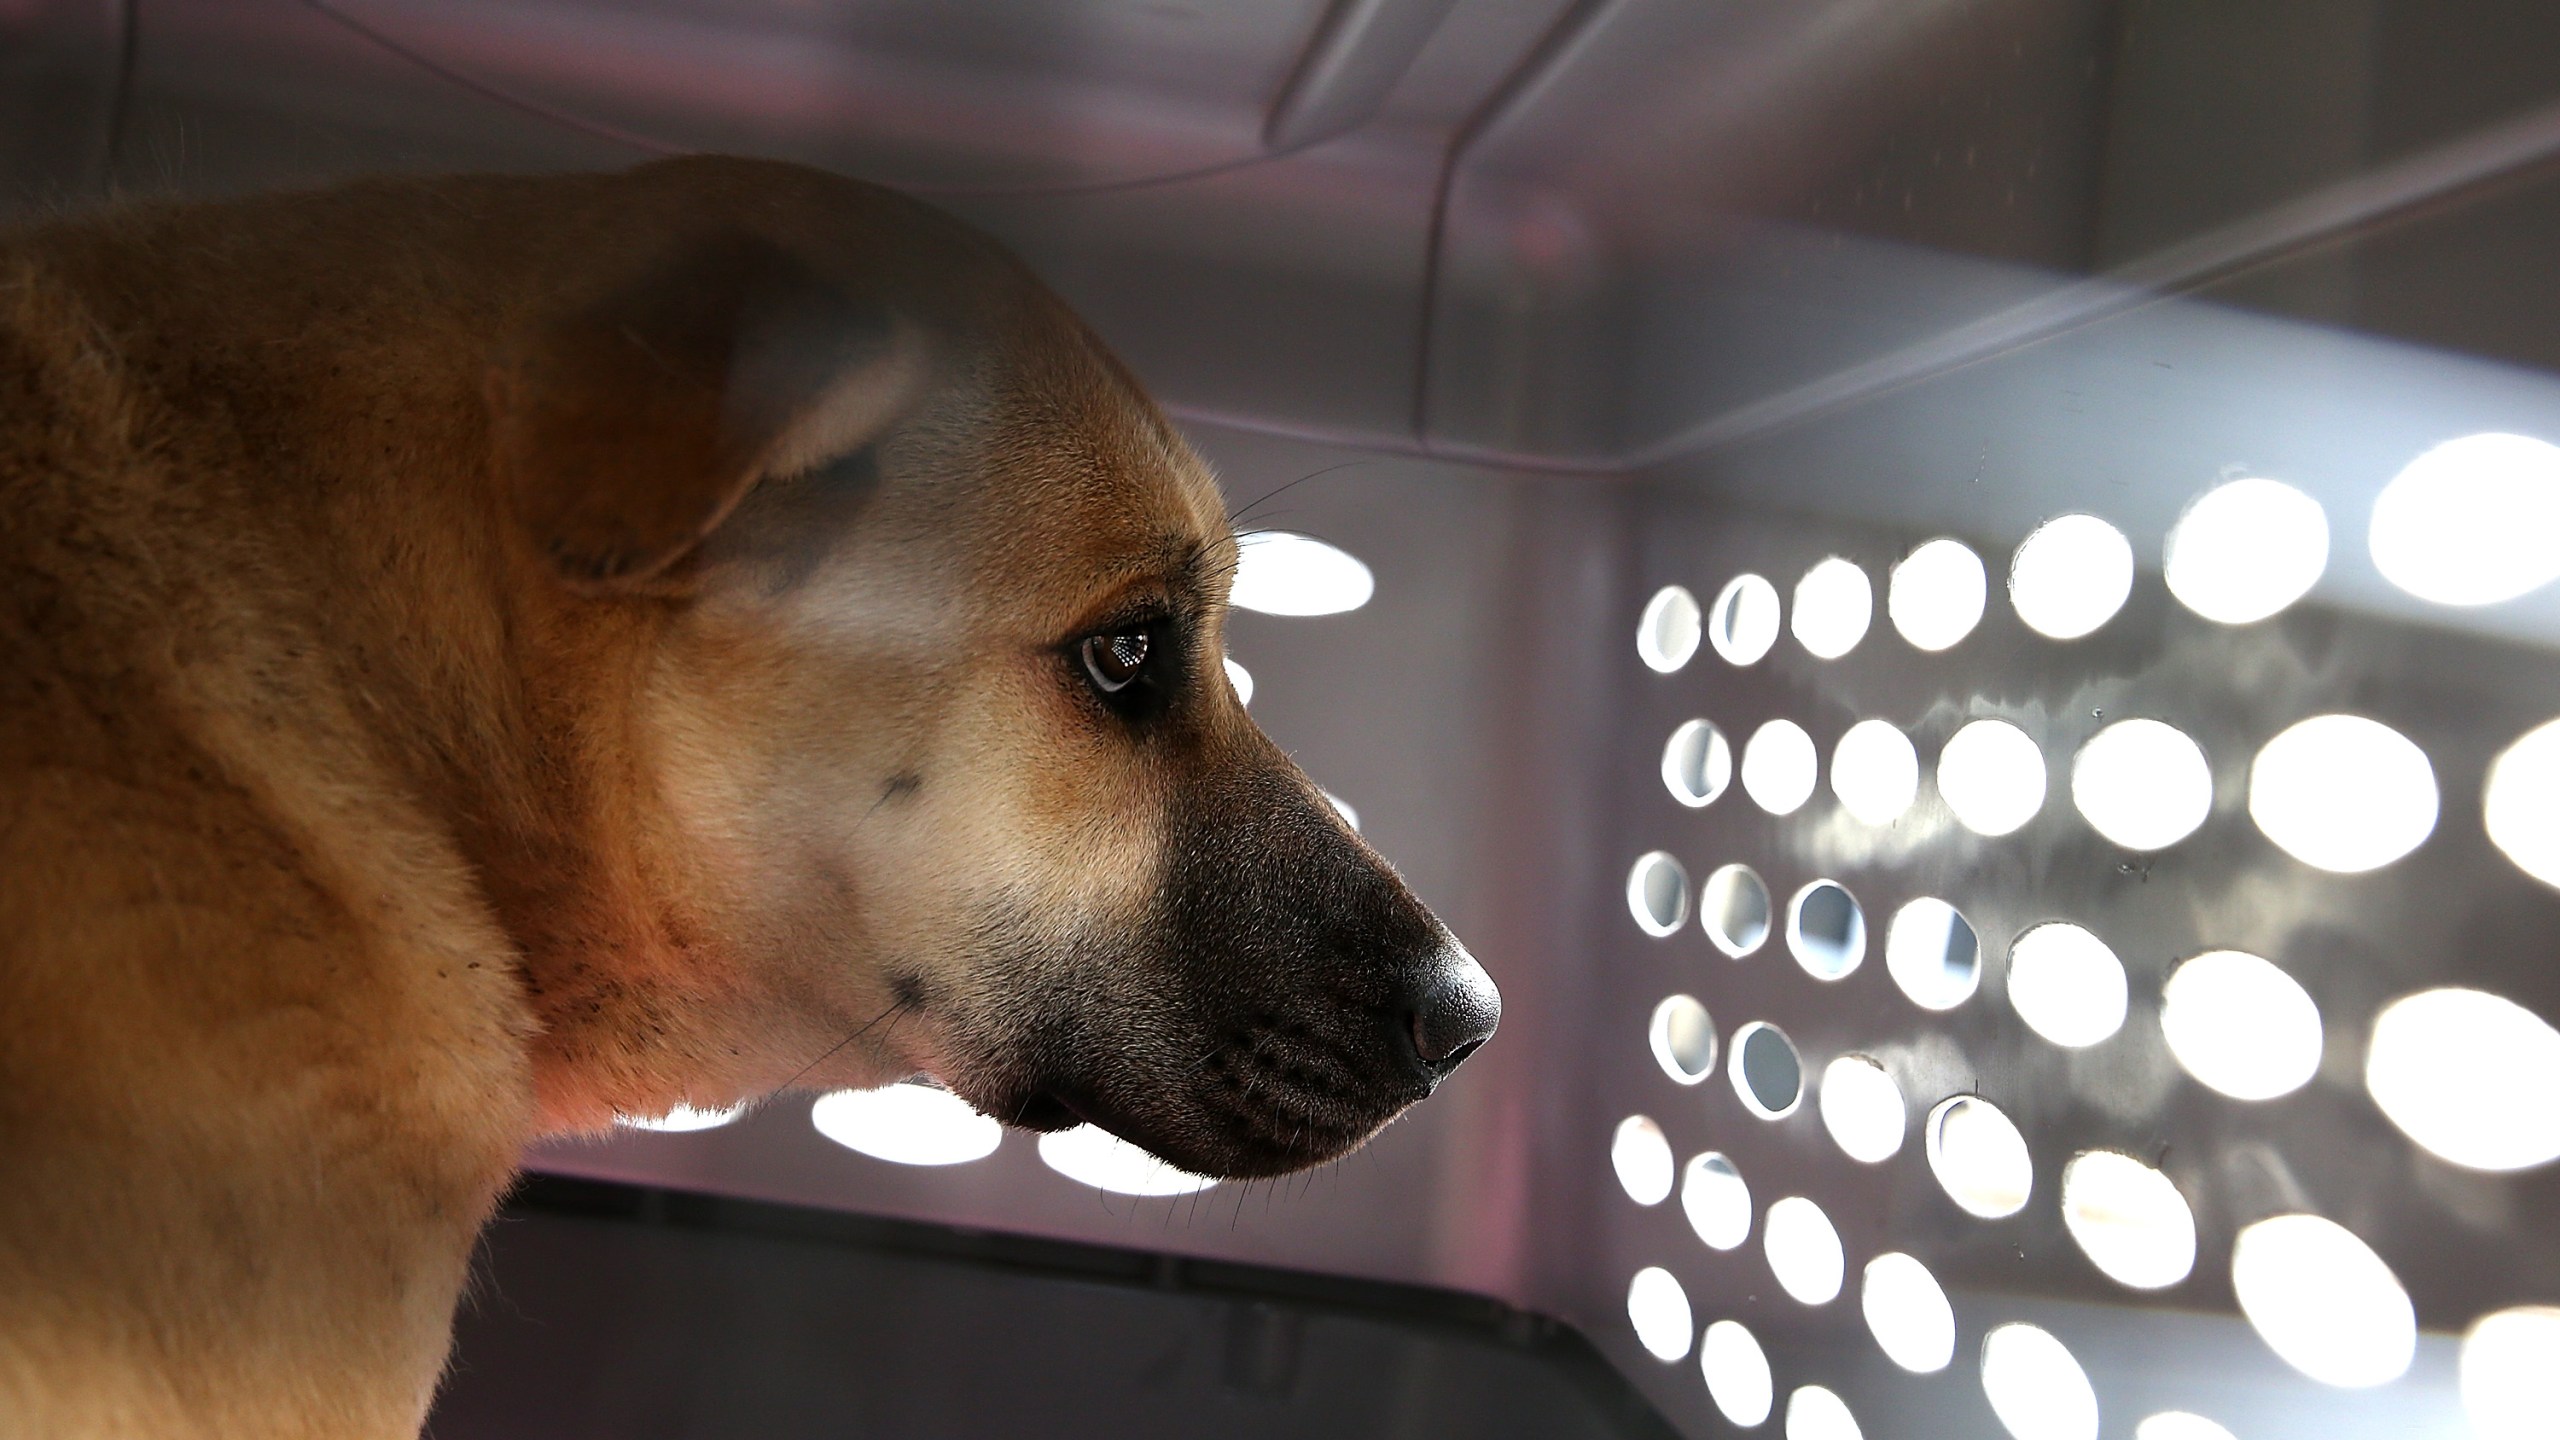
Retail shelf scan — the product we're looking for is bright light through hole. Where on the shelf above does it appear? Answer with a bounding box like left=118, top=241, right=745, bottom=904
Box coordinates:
left=1612, top=1114, right=1675, bottom=1206
left=1222, top=656, right=1254, bottom=706
left=2231, top=1214, right=2415, bottom=1388
left=1322, top=790, right=1360, bottom=831
left=2071, top=719, right=2212, bottom=851
left=2370, top=432, right=2560, bottom=606
left=1939, top=719, right=2047, bottom=836
left=1703, top=1321, right=1774, bottom=1427
left=1711, top=574, right=1784, bottom=665
left=1626, top=1267, right=1694, bottom=1363
left=1230, top=531, right=1372, bottom=616
left=2166, top=476, right=2328, bottom=625
left=2135, top=1415, right=2237, bottom=1440
left=1886, top=898, right=1982, bottom=1011
left=2366, top=987, right=2560, bottom=1171
left=1862, top=1253, right=1955, bottom=1373
left=1927, top=1096, right=2032, bottom=1219
left=2007, top=922, right=2128, bottom=1048
left=1732, top=1021, right=1804, bottom=1119
left=2162, top=951, right=2322, bottom=1100
left=2060, top=1151, right=2195, bottom=1290
left=2485, top=717, right=2560, bottom=888
left=1649, top=995, right=1718, bottom=1085
left=2249, top=714, right=2437, bottom=873
left=1743, top=719, right=1820, bottom=815
left=1787, top=880, right=1866, bottom=981
left=2463, top=1305, right=2560, bottom=1440
left=1792, top=557, right=1873, bottom=659
left=1981, top=1324, right=2099, bottom=1440
left=619, top=1101, right=744, bottom=1133
left=810, top=1084, right=1001, bottom=1166
left=1682, top=1152, right=1753, bottom=1251
left=1661, top=719, right=1734, bottom=808
left=1701, top=864, right=1773, bottom=957
left=1832, top=719, right=1919, bottom=825
left=1819, top=1055, right=1906, bottom=1163
left=1765, top=1195, right=1845, bottom=1305
left=1037, top=1124, right=1217, bottom=1196
left=1786, top=1385, right=1861, bottom=1440
left=2011, top=514, right=2133, bottom=640
left=1638, top=584, right=1703, bottom=673
left=1626, top=851, right=1689, bottom=937
left=1891, top=537, right=1986, bottom=651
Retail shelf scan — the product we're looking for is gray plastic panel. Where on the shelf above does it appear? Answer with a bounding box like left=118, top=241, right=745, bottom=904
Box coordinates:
left=0, top=0, right=123, bottom=213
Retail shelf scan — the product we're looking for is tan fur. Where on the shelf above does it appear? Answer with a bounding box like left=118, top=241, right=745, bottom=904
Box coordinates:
left=0, top=157, right=1319, bottom=1436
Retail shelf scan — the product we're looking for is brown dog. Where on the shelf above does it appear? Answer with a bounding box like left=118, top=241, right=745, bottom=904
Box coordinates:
left=0, top=155, right=1497, bottom=1438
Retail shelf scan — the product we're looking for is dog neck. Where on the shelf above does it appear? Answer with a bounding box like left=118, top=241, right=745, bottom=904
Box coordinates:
left=9, top=197, right=787, bottom=1135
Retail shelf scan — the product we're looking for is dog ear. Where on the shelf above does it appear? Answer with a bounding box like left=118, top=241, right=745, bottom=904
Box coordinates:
left=491, top=231, right=918, bottom=591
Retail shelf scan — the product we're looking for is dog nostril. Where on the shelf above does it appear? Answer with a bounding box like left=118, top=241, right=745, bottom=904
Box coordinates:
left=1406, top=943, right=1501, bottom=1076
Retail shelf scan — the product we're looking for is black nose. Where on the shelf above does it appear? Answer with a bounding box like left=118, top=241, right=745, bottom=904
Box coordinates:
left=1401, top=940, right=1501, bottom=1079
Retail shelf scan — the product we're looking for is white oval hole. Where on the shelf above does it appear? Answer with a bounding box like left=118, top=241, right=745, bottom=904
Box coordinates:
left=1732, top=1021, right=1805, bottom=1119
left=2371, top=432, right=2560, bottom=606
left=2231, top=1214, right=2415, bottom=1388
left=2249, top=714, right=2438, bottom=872
left=1322, top=790, right=1360, bottom=832
left=1702, top=1320, right=1775, bottom=1428
left=1231, top=531, right=1373, bottom=616
left=1700, top=864, right=1774, bottom=957
left=1765, top=1195, right=1846, bottom=1305
left=1612, top=1114, right=1676, bottom=1206
left=1037, top=1125, right=1217, bottom=1195
left=1649, top=995, right=1719, bottom=1085
left=1743, top=719, right=1821, bottom=815
left=1927, top=1095, right=2033, bottom=1219
left=1832, top=719, right=1919, bottom=825
left=1662, top=719, right=1735, bottom=808
left=1981, top=1323, right=2100, bottom=1440
left=1886, top=898, right=1983, bottom=1011
left=2366, top=987, right=2560, bottom=1171
left=1638, top=584, right=1704, bottom=673
left=619, top=1101, right=745, bottom=1133
left=1681, top=1152, right=1753, bottom=1251
left=1627, top=851, right=1690, bottom=937
left=2011, top=514, right=2134, bottom=640
left=2071, top=719, right=2213, bottom=851
left=1891, top=537, right=1987, bottom=651
left=1626, top=1266, right=1695, bottom=1362
left=1819, top=1055, right=1906, bottom=1164
left=2007, top=922, right=2128, bottom=1048
left=1786, top=1385, right=1862, bottom=1440
left=1862, top=1252, right=1956, bottom=1374
left=2060, top=1151, right=2196, bottom=1290
left=2135, top=1415, right=2237, bottom=1440
left=2161, top=951, right=2322, bottom=1100
left=2463, top=1305, right=2560, bottom=1440
left=1939, top=719, right=2048, bottom=837
left=1792, top=557, right=1873, bottom=659
left=1787, top=880, right=1867, bottom=981
left=1711, top=574, right=1784, bottom=665
left=2166, top=476, right=2329, bottom=624
left=810, top=1084, right=1001, bottom=1166
left=2485, top=717, right=2560, bottom=888
left=1222, top=655, right=1254, bottom=706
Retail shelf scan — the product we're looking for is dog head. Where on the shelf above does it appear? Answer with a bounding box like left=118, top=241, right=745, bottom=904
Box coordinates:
left=490, top=158, right=1496, bottom=1178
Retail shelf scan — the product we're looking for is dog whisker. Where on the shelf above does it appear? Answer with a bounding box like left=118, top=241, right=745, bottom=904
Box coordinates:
left=1223, top=460, right=1368, bottom=529
left=770, top=994, right=917, bottom=1096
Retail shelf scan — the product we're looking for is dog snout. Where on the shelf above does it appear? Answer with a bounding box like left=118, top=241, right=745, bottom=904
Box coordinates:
left=1397, top=939, right=1500, bottom=1081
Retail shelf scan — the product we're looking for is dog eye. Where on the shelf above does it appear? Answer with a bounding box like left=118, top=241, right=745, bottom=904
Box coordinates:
left=1080, top=631, right=1151, bottom=693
